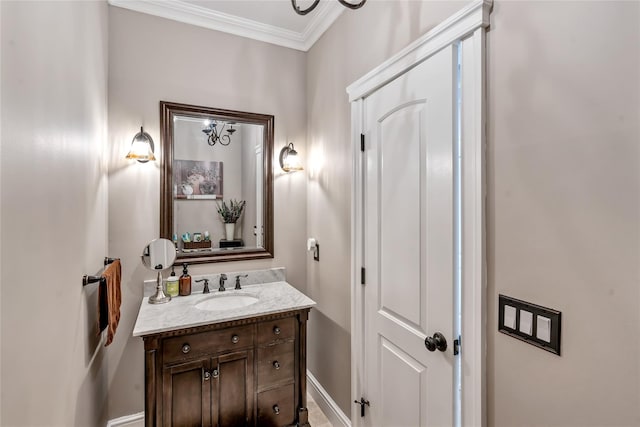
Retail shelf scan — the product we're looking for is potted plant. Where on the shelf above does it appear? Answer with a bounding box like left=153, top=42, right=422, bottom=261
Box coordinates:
left=217, top=199, right=246, bottom=240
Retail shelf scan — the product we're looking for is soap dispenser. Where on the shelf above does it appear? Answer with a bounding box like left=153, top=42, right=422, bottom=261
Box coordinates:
left=179, top=263, right=191, bottom=296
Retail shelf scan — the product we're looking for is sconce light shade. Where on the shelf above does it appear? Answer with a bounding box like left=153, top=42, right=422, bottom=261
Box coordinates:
left=126, top=126, right=156, bottom=163
left=279, top=142, right=303, bottom=172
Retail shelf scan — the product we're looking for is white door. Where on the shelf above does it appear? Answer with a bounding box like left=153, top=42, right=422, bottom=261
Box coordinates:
left=362, top=44, right=457, bottom=427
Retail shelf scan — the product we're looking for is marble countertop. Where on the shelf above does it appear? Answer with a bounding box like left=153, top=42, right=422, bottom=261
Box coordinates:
left=133, top=281, right=316, bottom=337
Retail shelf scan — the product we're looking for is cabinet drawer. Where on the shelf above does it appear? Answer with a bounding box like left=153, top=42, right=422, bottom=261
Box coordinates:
left=163, top=324, right=254, bottom=363
left=257, top=317, right=295, bottom=346
left=257, top=341, right=295, bottom=389
left=257, top=384, right=295, bottom=427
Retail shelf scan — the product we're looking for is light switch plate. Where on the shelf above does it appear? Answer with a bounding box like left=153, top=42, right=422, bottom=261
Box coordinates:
left=498, top=295, right=562, bottom=356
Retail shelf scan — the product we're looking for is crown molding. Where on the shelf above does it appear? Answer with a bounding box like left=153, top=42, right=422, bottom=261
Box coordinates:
left=108, top=0, right=344, bottom=52
left=300, top=2, right=345, bottom=51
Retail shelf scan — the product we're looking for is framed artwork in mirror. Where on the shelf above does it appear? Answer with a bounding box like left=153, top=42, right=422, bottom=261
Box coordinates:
left=174, top=159, right=223, bottom=199
left=160, top=101, right=274, bottom=264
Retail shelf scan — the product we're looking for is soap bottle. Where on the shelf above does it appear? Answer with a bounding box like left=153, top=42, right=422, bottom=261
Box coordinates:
left=166, top=275, right=179, bottom=297
left=179, top=263, right=191, bottom=296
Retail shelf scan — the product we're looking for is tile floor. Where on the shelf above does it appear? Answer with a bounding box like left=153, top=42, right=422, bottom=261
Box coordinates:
left=307, top=392, right=333, bottom=427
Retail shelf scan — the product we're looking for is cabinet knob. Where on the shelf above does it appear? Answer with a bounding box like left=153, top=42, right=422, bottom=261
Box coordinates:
left=212, top=369, right=219, bottom=379
left=273, top=361, right=280, bottom=370
left=182, top=344, right=191, bottom=354
left=273, top=326, right=281, bottom=335
left=273, top=405, right=280, bottom=415
left=203, top=371, right=211, bottom=381
left=231, top=335, right=240, bottom=344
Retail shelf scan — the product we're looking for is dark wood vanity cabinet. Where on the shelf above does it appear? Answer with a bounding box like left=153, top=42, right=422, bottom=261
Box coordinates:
left=143, top=309, right=311, bottom=427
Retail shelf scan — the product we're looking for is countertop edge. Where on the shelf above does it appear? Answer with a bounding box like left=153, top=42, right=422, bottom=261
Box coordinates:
left=132, top=302, right=316, bottom=337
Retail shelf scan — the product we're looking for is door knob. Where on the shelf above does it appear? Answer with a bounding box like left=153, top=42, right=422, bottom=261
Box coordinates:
left=424, top=332, right=448, bottom=352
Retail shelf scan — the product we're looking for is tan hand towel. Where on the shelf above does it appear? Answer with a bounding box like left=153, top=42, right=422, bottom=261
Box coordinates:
left=99, top=259, right=122, bottom=347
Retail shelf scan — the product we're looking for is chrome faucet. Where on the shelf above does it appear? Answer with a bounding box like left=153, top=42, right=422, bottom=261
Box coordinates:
left=218, top=274, right=227, bottom=292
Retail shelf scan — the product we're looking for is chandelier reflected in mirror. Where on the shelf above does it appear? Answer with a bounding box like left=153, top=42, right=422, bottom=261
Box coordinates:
left=202, top=119, right=237, bottom=147
left=291, top=0, right=367, bottom=16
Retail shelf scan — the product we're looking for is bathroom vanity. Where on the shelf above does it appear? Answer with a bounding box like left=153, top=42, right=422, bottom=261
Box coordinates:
left=133, top=281, right=316, bottom=427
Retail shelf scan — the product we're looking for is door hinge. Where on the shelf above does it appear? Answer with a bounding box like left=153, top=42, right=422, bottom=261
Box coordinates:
left=354, top=397, right=370, bottom=417
left=360, top=133, right=365, bottom=152
left=361, top=267, right=366, bottom=285
left=454, top=335, right=461, bottom=356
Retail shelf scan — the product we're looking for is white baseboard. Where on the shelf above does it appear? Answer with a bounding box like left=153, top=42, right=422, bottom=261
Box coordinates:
left=307, top=370, right=351, bottom=427
left=106, top=411, right=144, bottom=427
left=106, top=374, right=350, bottom=427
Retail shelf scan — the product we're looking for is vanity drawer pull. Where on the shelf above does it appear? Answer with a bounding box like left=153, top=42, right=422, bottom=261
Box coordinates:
left=231, top=335, right=240, bottom=344
left=273, top=361, right=280, bottom=370
left=273, top=326, right=281, bottom=335
left=273, top=405, right=280, bottom=415
left=182, top=344, right=191, bottom=354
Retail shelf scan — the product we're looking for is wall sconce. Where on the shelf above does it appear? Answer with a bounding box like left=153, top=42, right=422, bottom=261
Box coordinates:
left=125, top=126, right=156, bottom=163
left=279, top=142, right=303, bottom=172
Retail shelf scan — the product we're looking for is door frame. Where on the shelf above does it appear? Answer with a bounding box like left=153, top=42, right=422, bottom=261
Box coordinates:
left=347, top=1, right=492, bottom=425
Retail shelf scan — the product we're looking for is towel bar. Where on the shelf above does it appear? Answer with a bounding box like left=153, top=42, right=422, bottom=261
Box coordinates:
left=83, top=257, right=119, bottom=287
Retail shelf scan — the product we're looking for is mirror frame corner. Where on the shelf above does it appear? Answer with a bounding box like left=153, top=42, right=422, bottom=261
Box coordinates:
left=159, top=100, right=274, bottom=264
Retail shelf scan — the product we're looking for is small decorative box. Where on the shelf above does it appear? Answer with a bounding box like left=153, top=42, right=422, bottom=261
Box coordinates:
left=183, top=241, right=212, bottom=250
left=219, top=239, right=244, bottom=248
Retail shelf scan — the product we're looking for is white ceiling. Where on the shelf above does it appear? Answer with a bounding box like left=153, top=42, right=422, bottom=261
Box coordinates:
left=108, top=0, right=346, bottom=51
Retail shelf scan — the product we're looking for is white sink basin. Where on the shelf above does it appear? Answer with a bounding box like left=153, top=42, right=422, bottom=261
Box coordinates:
left=195, top=294, right=259, bottom=311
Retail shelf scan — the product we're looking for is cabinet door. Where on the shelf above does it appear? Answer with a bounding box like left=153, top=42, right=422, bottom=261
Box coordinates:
left=213, top=350, right=255, bottom=427
left=162, top=358, right=212, bottom=427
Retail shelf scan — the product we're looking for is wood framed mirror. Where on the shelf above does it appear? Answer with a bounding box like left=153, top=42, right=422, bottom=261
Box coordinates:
left=160, top=101, right=274, bottom=264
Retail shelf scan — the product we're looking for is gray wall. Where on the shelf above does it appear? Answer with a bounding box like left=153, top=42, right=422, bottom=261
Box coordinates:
left=307, top=0, right=640, bottom=424
left=486, top=2, right=639, bottom=425
left=0, top=1, right=109, bottom=425
left=106, top=7, right=308, bottom=419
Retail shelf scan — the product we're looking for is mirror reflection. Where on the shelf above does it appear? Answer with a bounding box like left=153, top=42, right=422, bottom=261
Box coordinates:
left=160, top=102, right=274, bottom=264
left=173, top=116, right=264, bottom=251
